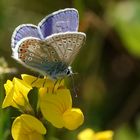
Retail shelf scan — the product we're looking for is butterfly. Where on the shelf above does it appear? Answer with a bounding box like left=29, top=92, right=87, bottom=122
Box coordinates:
left=11, top=8, right=86, bottom=80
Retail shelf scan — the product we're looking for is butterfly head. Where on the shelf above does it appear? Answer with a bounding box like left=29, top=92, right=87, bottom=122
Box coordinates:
left=64, top=66, right=73, bottom=76
left=50, top=65, right=73, bottom=80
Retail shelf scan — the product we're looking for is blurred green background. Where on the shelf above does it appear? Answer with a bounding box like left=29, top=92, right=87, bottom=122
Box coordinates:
left=0, top=0, right=140, bottom=139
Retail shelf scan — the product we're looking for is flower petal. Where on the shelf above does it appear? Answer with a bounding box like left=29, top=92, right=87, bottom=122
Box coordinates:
left=77, top=128, right=95, bottom=140
left=2, top=78, right=32, bottom=110
left=95, top=130, right=114, bottom=140
left=13, top=78, right=32, bottom=102
left=77, top=129, right=114, bottom=140
left=2, top=80, right=17, bottom=108
left=4, top=80, right=13, bottom=95
left=12, top=114, right=46, bottom=140
left=39, top=88, right=72, bottom=128
left=29, top=132, right=44, bottom=140
left=21, top=74, right=64, bottom=89
left=63, top=108, right=84, bottom=130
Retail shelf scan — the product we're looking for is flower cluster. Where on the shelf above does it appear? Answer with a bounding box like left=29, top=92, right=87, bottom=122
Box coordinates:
left=2, top=74, right=84, bottom=140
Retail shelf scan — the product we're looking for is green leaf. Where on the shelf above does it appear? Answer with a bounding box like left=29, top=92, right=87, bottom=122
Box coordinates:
left=106, top=1, right=140, bottom=57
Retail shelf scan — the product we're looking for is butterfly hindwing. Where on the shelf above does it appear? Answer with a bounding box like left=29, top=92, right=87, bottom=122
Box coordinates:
left=38, top=8, right=79, bottom=38
left=45, top=32, right=86, bottom=65
left=13, top=37, right=61, bottom=75
left=11, top=24, right=40, bottom=49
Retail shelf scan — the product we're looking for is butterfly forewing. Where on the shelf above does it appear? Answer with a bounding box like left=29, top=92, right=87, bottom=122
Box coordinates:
left=45, top=32, right=86, bottom=65
left=11, top=24, right=41, bottom=49
left=38, top=8, right=79, bottom=38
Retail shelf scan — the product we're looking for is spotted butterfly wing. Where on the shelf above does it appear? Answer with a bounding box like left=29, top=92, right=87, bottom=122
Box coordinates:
left=11, top=24, right=40, bottom=49
left=12, top=37, right=60, bottom=76
left=12, top=32, right=85, bottom=77
left=11, top=8, right=78, bottom=49
left=45, top=32, right=86, bottom=65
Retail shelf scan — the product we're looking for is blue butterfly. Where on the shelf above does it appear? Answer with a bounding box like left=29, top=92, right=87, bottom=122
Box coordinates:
left=11, top=8, right=86, bottom=79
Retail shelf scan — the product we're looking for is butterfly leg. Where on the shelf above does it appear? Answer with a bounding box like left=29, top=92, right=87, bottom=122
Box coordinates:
left=58, top=78, right=64, bottom=86
left=52, top=80, right=58, bottom=94
left=31, top=75, right=41, bottom=85
left=42, top=77, right=47, bottom=87
left=52, top=78, right=64, bottom=93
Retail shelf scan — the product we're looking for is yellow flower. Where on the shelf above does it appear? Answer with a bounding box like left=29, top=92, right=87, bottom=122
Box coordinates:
left=95, top=130, right=114, bottom=140
left=12, top=114, right=46, bottom=140
left=77, top=128, right=114, bottom=140
left=39, top=87, right=84, bottom=130
left=2, top=78, right=33, bottom=113
left=21, top=74, right=84, bottom=130
left=21, top=74, right=64, bottom=90
left=3, top=74, right=84, bottom=130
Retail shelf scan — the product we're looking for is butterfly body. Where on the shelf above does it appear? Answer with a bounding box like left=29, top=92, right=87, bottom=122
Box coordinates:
left=11, top=8, right=86, bottom=80
left=41, top=62, right=72, bottom=79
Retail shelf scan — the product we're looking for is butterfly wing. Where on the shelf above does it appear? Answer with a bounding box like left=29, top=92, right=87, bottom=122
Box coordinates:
left=12, top=32, right=86, bottom=77
left=12, top=37, right=61, bottom=75
left=45, top=32, right=86, bottom=65
left=38, top=8, right=79, bottom=38
left=11, top=24, right=41, bottom=49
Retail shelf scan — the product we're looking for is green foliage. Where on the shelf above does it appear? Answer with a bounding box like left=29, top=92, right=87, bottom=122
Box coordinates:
left=106, top=1, right=140, bottom=57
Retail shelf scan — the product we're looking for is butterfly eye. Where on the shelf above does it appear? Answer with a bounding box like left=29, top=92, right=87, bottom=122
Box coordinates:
left=66, top=70, right=70, bottom=75
left=65, top=67, right=72, bottom=76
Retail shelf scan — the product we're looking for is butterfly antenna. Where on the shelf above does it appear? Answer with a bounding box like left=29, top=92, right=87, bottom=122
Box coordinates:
left=70, top=73, right=78, bottom=98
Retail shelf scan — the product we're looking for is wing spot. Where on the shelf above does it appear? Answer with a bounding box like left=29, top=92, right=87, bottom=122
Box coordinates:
left=19, top=48, right=27, bottom=53
left=68, top=40, right=71, bottom=43
left=51, top=51, right=55, bottom=54
left=58, top=43, right=62, bottom=46
left=30, top=53, right=34, bottom=56
left=76, top=43, right=80, bottom=46
left=63, top=40, right=67, bottom=44
left=68, top=48, right=73, bottom=51
left=19, top=54, right=26, bottom=60
left=28, top=57, right=32, bottom=61
left=31, top=45, right=39, bottom=49
left=54, top=59, right=58, bottom=62
left=35, top=45, right=40, bottom=49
